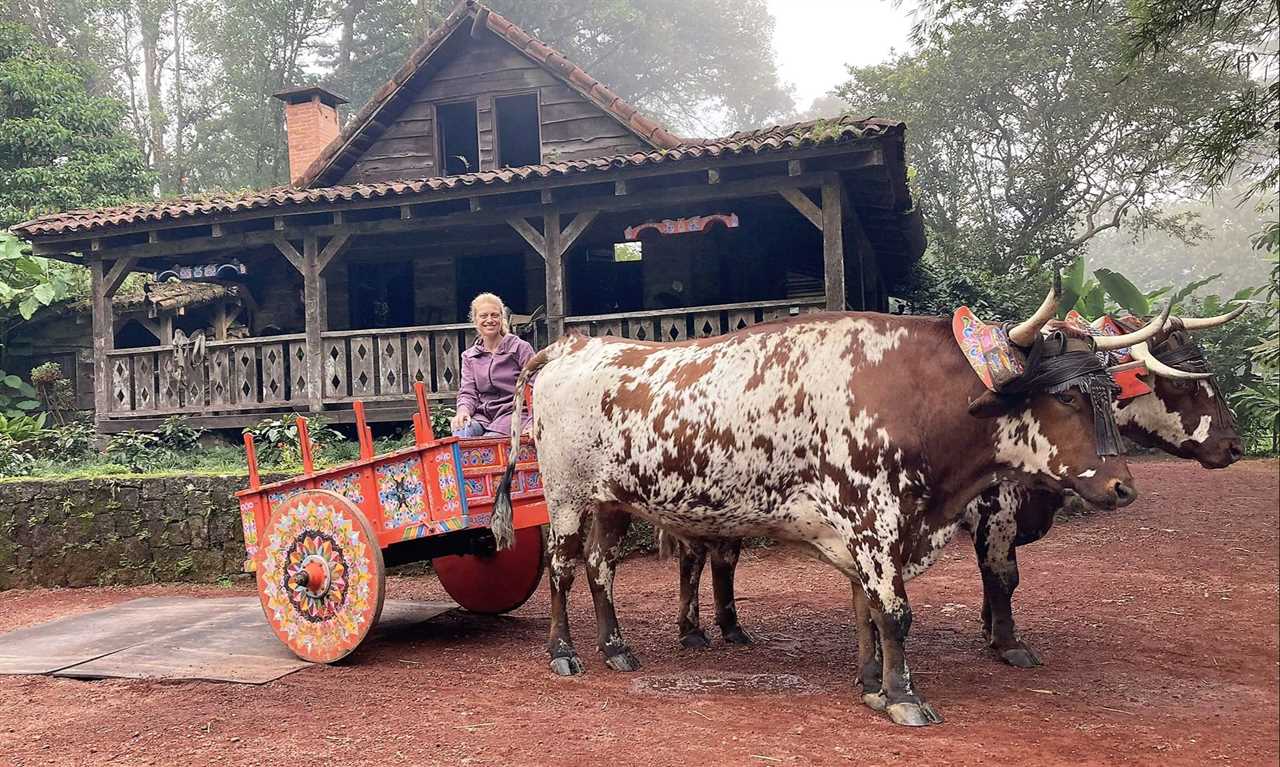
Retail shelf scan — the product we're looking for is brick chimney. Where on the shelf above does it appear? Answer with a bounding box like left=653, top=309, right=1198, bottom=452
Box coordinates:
left=272, top=86, right=348, bottom=186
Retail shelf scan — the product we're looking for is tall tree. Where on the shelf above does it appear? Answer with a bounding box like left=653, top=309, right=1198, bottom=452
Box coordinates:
left=0, top=22, right=151, bottom=227
left=837, top=0, right=1242, bottom=273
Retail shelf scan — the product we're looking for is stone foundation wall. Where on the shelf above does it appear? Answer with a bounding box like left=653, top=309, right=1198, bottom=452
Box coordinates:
left=0, top=473, right=286, bottom=590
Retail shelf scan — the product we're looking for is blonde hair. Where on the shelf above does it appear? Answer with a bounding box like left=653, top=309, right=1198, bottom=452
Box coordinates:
left=469, top=292, right=510, bottom=335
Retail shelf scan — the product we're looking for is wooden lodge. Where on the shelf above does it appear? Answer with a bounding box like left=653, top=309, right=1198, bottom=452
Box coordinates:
left=11, top=0, right=925, bottom=433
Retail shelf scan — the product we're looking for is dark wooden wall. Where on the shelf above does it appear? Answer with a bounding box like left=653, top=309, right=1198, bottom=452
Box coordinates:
left=339, top=32, right=651, bottom=184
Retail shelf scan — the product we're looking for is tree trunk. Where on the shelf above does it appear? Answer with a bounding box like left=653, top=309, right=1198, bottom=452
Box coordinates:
left=138, top=0, right=169, bottom=192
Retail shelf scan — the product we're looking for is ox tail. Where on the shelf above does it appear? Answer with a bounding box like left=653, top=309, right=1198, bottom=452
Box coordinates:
left=490, top=343, right=560, bottom=551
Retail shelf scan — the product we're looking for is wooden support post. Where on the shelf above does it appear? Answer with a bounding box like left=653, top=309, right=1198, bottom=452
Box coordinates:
left=90, top=260, right=115, bottom=425
left=821, top=177, right=846, bottom=312
left=302, top=234, right=325, bottom=413
left=544, top=209, right=565, bottom=341
left=213, top=301, right=228, bottom=340
left=158, top=315, right=174, bottom=345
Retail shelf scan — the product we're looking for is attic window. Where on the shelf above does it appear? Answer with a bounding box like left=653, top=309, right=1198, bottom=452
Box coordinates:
left=495, top=94, right=541, bottom=167
left=438, top=100, right=479, bottom=175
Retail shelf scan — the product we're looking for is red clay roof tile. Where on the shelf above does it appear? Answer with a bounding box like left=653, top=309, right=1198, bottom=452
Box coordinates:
left=11, top=116, right=903, bottom=238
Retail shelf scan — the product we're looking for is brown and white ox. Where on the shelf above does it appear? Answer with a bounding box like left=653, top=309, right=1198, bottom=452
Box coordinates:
left=665, top=307, right=1246, bottom=677
left=965, top=308, right=1245, bottom=667
left=491, top=293, right=1153, bottom=726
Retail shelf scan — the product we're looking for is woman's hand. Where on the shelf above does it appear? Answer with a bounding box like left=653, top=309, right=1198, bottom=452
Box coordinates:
left=451, top=409, right=472, bottom=432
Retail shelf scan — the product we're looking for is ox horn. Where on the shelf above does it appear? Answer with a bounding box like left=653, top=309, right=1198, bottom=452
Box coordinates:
left=1166, top=302, right=1248, bottom=332
left=1128, top=341, right=1213, bottom=381
left=1093, top=302, right=1171, bottom=351
left=1104, top=359, right=1147, bottom=374
left=1008, top=281, right=1059, bottom=347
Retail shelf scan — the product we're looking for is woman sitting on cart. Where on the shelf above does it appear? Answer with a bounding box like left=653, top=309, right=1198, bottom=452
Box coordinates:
left=450, top=292, right=536, bottom=438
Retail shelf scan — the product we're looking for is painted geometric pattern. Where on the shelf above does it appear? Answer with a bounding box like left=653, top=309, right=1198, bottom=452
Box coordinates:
left=321, top=471, right=366, bottom=507
left=515, top=443, right=537, bottom=463
left=259, top=497, right=376, bottom=658
left=240, top=501, right=260, bottom=571
left=436, top=451, right=463, bottom=516
left=376, top=457, right=426, bottom=528
left=268, top=486, right=306, bottom=509
left=463, top=476, right=487, bottom=499
left=399, top=515, right=468, bottom=542
left=460, top=446, right=497, bottom=467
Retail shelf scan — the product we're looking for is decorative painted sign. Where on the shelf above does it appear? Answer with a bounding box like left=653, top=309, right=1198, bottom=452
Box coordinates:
left=624, top=213, right=739, bottom=241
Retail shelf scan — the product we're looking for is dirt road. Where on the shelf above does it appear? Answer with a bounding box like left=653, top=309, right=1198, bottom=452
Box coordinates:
left=1, top=458, right=1276, bottom=766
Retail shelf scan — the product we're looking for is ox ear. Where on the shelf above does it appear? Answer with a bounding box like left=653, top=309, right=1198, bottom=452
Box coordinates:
left=968, top=389, right=1018, bottom=418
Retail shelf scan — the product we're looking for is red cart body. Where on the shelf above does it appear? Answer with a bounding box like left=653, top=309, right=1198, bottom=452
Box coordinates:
left=236, top=383, right=546, bottom=663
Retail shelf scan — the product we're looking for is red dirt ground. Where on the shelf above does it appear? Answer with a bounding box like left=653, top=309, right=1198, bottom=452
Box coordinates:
left=0, top=458, right=1276, bottom=767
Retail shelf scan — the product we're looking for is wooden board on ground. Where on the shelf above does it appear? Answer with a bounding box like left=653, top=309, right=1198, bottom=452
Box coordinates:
left=0, top=597, right=455, bottom=684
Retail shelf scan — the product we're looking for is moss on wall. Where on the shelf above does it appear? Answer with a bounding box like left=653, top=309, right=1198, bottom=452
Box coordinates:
left=0, top=473, right=288, bottom=589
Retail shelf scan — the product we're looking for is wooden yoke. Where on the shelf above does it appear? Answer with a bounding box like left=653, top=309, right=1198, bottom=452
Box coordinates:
left=353, top=400, right=374, bottom=460
left=296, top=417, right=315, bottom=475
left=243, top=433, right=261, bottom=490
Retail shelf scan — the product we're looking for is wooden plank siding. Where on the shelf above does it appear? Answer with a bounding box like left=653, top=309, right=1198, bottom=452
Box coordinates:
left=338, top=36, right=649, bottom=185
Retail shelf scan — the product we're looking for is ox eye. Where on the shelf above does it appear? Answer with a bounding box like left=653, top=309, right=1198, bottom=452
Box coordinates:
left=1053, top=392, right=1078, bottom=408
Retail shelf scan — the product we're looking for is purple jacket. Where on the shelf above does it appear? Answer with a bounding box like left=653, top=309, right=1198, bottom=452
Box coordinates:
left=456, top=333, right=535, bottom=436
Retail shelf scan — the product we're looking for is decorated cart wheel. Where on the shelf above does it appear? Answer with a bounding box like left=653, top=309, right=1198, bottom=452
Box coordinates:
left=433, top=525, right=546, bottom=615
left=255, top=489, right=386, bottom=663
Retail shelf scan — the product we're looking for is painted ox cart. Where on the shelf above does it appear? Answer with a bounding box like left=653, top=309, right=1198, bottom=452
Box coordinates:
left=236, top=382, right=547, bottom=662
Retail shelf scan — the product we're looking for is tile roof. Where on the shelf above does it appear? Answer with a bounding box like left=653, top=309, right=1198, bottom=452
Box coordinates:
left=11, top=115, right=904, bottom=238
left=297, top=0, right=682, bottom=188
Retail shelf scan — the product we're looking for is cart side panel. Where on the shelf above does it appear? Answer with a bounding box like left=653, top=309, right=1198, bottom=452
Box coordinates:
left=239, top=493, right=265, bottom=572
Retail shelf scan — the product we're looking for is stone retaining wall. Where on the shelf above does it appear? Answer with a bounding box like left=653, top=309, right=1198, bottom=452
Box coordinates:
left=0, top=473, right=676, bottom=590
left=0, top=473, right=287, bottom=590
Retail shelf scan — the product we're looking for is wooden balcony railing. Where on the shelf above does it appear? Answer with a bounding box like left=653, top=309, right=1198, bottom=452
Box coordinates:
left=102, top=300, right=824, bottom=420
left=563, top=297, right=826, bottom=341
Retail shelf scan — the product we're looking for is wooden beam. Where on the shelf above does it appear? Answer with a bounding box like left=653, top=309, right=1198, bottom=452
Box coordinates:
left=60, top=171, right=838, bottom=262
left=400, top=205, right=414, bottom=220
left=558, top=210, right=599, bottom=256
left=138, top=318, right=163, bottom=341
left=540, top=189, right=554, bottom=204
left=778, top=189, right=823, bottom=231
left=544, top=209, right=565, bottom=341
left=821, top=178, right=846, bottom=312
left=104, top=256, right=139, bottom=296
left=507, top=217, right=546, bottom=257
left=316, top=231, right=352, bottom=274
left=211, top=223, right=224, bottom=238
left=272, top=234, right=305, bottom=273
left=788, top=160, right=804, bottom=176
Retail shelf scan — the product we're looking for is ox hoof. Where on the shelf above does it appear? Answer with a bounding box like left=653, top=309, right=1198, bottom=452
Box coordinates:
left=680, top=630, right=711, bottom=650
left=550, top=655, right=584, bottom=677
left=604, top=650, right=641, bottom=672
left=886, top=702, right=944, bottom=727
left=721, top=625, right=753, bottom=645
left=861, top=692, right=887, bottom=712
left=999, top=644, right=1042, bottom=668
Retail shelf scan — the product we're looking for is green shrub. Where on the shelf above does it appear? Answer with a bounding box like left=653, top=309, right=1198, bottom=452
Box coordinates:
left=0, top=411, right=47, bottom=442
left=155, top=415, right=204, bottom=451
left=243, top=414, right=342, bottom=466
left=0, top=435, right=35, bottom=477
left=33, top=420, right=96, bottom=461
left=105, top=430, right=165, bottom=472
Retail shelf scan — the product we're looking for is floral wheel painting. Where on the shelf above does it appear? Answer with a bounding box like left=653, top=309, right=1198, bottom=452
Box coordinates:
left=255, top=490, right=385, bottom=663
